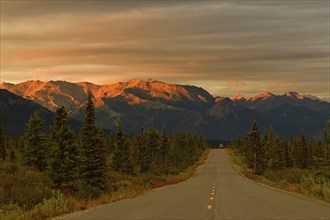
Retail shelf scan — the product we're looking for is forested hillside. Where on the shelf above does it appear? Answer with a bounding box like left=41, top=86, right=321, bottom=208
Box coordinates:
left=0, top=95, right=209, bottom=220
left=230, top=121, right=330, bottom=202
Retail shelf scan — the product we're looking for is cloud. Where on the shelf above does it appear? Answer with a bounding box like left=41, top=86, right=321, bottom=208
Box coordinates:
left=1, top=1, right=328, bottom=98
left=185, top=61, right=200, bottom=68
left=228, top=81, right=246, bottom=87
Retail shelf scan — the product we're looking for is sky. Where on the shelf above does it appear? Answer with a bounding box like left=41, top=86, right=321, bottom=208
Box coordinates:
left=1, top=1, right=329, bottom=98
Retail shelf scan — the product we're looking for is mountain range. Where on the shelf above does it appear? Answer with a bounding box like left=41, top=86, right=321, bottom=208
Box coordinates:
left=1, top=79, right=329, bottom=140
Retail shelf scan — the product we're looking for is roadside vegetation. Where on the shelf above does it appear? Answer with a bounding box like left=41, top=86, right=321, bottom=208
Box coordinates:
left=229, top=120, right=330, bottom=203
left=0, top=95, right=209, bottom=220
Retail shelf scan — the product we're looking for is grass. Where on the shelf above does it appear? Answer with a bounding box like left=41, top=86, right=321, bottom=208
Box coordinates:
left=0, top=149, right=210, bottom=220
left=227, top=148, right=330, bottom=204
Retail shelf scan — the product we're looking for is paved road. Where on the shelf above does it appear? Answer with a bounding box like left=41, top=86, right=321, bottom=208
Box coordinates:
left=76, top=149, right=330, bottom=220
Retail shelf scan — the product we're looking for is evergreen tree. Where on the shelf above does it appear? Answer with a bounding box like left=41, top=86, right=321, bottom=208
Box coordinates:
left=79, top=94, right=107, bottom=191
left=160, top=126, right=169, bottom=170
left=198, top=134, right=207, bottom=150
left=323, top=129, right=328, bottom=160
left=112, top=124, right=133, bottom=173
left=48, top=106, right=79, bottom=191
left=148, top=127, right=161, bottom=174
left=283, top=139, right=293, bottom=168
left=248, top=121, right=264, bottom=174
left=274, top=138, right=286, bottom=169
left=0, top=118, right=6, bottom=160
left=9, top=149, right=16, bottom=163
left=107, top=133, right=116, bottom=154
left=262, top=126, right=277, bottom=169
left=129, top=134, right=139, bottom=173
left=23, top=111, right=47, bottom=171
left=139, top=128, right=153, bottom=172
left=297, top=128, right=309, bottom=169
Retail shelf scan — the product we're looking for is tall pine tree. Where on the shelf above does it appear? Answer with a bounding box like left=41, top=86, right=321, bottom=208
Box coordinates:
left=323, top=129, right=328, bottom=161
left=248, top=121, right=264, bottom=174
left=9, top=149, right=16, bottom=163
left=160, top=126, right=169, bottom=172
left=48, top=106, right=79, bottom=191
left=79, top=94, right=107, bottom=191
left=139, top=128, right=153, bottom=172
left=274, top=138, right=286, bottom=170
left=283, top=139, right=293, bottom=168
left=148, top=127, right=161, bottom=174
left=297, top=128, right=309, bottom=169
left=112, top=124, right=133, bottom=173
left=23, top=111, right=47, bottom=171
left=0, top=118, right=6, bottom=160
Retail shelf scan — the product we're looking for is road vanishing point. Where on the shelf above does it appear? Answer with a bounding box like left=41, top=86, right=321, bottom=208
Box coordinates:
left=75, top=149, right=330, bottom=220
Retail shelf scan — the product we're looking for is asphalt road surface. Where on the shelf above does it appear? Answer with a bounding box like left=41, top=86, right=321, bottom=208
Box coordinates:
left=76, top=149, right=330, bottom=220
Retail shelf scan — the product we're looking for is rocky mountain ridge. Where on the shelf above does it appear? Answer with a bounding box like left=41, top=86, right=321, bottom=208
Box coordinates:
left=1, top=79, right=329, bottom=140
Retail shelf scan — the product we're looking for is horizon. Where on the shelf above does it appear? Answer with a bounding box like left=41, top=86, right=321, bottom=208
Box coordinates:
left=1, top=1, right=329, bottom=99
left=0, top=78, right=328, bottom=100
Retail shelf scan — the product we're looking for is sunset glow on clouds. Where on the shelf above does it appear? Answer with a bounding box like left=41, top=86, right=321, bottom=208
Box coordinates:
left=1, top=1, right=329, bottom=98
left=228, top=82, right=246, bottom=87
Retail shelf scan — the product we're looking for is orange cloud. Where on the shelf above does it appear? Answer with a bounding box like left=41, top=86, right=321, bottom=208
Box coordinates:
left=185, top=61, right=200, bottom=68
left=228, top=81, right=246, bottom=87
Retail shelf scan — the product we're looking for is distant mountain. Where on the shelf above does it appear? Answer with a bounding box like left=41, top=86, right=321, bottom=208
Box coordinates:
left=261, top=103, right=328, bottom=138
left=0, top=79, right=214, bottom=112
left=0, top=89, right=55, bottom=136
left=303, top=94, right=329, bottom=103
left=1, top=79, right=329, bottom=140
left=0, top=89, right=82, bottom=136
left=234, top=91, right=329, bottom=114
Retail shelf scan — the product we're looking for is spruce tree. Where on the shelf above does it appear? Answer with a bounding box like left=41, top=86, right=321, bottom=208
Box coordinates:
left=9, top=149, right=16, bottom=163
left=248, top=121, right=264, bottom=174
left=297, top=128, right=309, bottom=169
left=0, top=118, right=6, bottom=160
left=79, top=94, right=107, bottom=191
left=262, top=126, right=274, bottom=169
left=48, top=106, right=79, bottom=191
left=129, top=134, right=139, bottom=173
left=187, top=132, right=198, bottom=162
left=23, top=111, right=47, bottom=171
left=139, top=128, right=153, bottom=172
left=198, top=134, right=206, bottom=150
left=323, top=129, right=328, bottom=161
left=112, top=124, right=133, bottom=173
left=283, top=139, right=293, bottom=168
left=274, top=138, right=286, bottom=169
left=160, top=126, right=169, bottom=170
left=148, top=127, right=161, bottom=173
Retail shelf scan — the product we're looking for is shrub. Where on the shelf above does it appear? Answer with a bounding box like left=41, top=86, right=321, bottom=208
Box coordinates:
left=322, top=186, right=330, bottom=202
left=110, top=180, right=131, bottom=192
left=24, top=190, right=68, bottom=220
left=263, top=168, right=309, bottom=184
left=75, top=182, right=101, bottom=199
left=0, top=162, right=53, bottom=209
left=0, top=203, right=23, bottom=220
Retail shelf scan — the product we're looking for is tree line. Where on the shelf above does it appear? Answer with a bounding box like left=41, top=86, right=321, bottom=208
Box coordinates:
left=0, top=95, right=208, bottom=198
left=231, top=120, right=330, bottom=175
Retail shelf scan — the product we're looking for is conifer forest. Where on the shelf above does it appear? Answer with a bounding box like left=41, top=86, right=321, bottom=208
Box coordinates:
left=0, top=96, right=208, bottom=219
left=231, top=120, right=330, bottom=202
